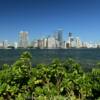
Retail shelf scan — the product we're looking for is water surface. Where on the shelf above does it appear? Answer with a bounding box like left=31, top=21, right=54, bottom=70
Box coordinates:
left=0, top=48, right=100, bottom=70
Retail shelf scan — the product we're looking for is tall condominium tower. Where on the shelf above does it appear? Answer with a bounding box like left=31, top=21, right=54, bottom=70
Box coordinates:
left=19, top=31, right=29, bottom=48
left=66, top=32, right=74, bottom=48
left=54, top=30, right=62, bottom=41
left=54, top=29, right=63, bottom=48
left=3, top=40, right=8, bottom=48
left=76, top=37, right=82, bottom=48
left=47, top=36, right=56, bottom=49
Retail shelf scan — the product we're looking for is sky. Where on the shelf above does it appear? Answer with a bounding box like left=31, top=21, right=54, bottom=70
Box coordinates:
left=0, top=0, right=100, bottom=42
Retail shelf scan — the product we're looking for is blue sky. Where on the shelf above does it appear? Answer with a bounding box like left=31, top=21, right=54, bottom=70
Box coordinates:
left=0, top=0, right=100, bottom=42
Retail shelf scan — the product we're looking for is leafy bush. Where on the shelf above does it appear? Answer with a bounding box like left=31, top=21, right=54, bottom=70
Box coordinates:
left=0, top=51, right=100, bottom=100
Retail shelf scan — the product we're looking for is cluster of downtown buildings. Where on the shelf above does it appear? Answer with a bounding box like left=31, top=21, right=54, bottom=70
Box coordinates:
left=0, top=29, right=100, bottom=49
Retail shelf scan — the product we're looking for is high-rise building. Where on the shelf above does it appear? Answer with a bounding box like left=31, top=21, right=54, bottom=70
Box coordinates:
left=38, top=39, right=44, bottom=49
left=18, top=31, right=29, bottom=48
left=3, top=40, right=8, bottom=48
left=43, top=38, right=47, bottom=48
left=32, top=40, right=38, bottom=48
left=14, top=42, right=18, bottom=49
left=54, top=29, right=63, bottom=48
left=66, top=32, right=74, bottom=48
left=0, top=42, right=4, bottom=48
left=75, top=37, right=82, bottom=48
left=47, top=36, right=56, bottom=49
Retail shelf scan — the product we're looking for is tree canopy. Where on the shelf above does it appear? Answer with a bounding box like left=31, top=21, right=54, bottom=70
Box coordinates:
left=0, top=51, right=100, bottom=100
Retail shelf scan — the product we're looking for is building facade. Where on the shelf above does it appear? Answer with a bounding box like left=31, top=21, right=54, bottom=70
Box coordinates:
left=18, top=31, right=29, bottom=48
left=54, top=29, right=63, bottom=48
left=47, top=37, right=56, bottom=49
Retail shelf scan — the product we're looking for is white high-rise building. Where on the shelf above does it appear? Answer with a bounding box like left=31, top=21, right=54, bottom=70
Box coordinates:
left=75, top=37, right=82, bottom=48
left=47, top=37, right=56, bottom=49
left=14, top=42, right=18, bottom=49
left=32, top=40, right=38, bottom=48
left=54, top=29, right=63, bottom=48
left=66, top=32, right=74, bottom=48
left=38, top=39, right=44, bottom=49
left=19, top=31, right=29, bottom=48
left=55, top=40, right=60, bottom=48
left=43, top=38, right=47, bottom=48
left=71, top=39, right=76, bottom=48
left=0, top=42, right=3, bottom=48
left=61, top=41, right=66, bottom=48
left=3, top=40, right=8, bottom=48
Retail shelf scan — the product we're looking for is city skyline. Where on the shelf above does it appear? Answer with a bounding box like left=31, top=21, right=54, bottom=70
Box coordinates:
left=0, top=0, right=100, bottom=42
left=0, top=30, right=99, bottom=49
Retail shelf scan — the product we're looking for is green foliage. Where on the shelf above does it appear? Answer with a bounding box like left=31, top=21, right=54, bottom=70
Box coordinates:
left=0, top=51, right=100, bottom=99
left=2, top=64, right=9, bottom=70
left=20, top=51, right=32, bottom=59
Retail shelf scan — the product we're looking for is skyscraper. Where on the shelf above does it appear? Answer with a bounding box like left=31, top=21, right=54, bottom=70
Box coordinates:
left=43, top=38, right=47, bottom=48
left=3, top=40, right=8, bottom=48
left=54, top=29, right=63, bottom=48
left=75, top=37, right=82, bottom=48
left=47, top=36, right=56, bottom=49
left=37, top=39, right=44, bottom=49
left=66, top=32, right=74, bottom=48
left=19, top=31, right=29, bottom=48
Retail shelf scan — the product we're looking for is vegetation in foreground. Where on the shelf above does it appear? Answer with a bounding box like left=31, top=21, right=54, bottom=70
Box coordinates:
left=0, top=52, right=100, bottom=100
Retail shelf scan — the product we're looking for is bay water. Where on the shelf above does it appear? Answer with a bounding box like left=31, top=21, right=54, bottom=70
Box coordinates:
left=0, top=48, right=100, bottom=70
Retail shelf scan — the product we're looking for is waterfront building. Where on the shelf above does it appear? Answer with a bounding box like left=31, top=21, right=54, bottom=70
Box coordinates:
left=66, top=33, right=83, bottom=48
left=3, top=40, right=8, bottom=48
left=97, top=44, right=100, bottom=48
left=38, top=39, right=44, bottom=49
left=47, top=36, right=56, bottom=49
left=54, top=29, right=63, bottom=48
left=71, top=39, right=76, bottom=48
left=0, top=42, right=4, bottom=48
left=66, top=38, right=70, bottom=48
left=7, top=42, right=15, bottom=49
left=14, top=42, right=18, bottom=49
left=18, top=31, right=29, bottom=48
left=32, top=40, right=38, bottom=48
left=75, top=37, right=82, bottom=48
left=55, top=40, right=60, bottom=48
left=66, top=43, right=70, bottom=48
left=31, top=40, right=35, bottom=48
left=87, top=42, right=96, bottom=48
left=66, top=32, right=74, bottom=48
left=84, top=42, right=90, bottom=48
left=61, top=41, right=66, bottom=48
left=81, top=42, right=86, bottom=48
left=94, top=43, right=98, bottom=48
left=43, top=38, right=47, bottom=48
